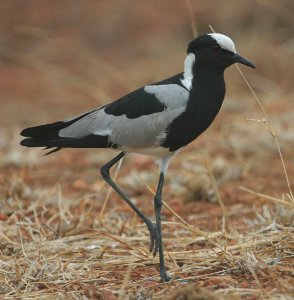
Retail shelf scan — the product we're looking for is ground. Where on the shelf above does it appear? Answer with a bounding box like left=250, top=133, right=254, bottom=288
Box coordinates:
left=0, top=1, right=293, bottom=299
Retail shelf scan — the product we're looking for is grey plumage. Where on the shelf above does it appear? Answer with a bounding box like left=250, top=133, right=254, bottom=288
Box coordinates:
left=59, top=83, right=189, bottom=153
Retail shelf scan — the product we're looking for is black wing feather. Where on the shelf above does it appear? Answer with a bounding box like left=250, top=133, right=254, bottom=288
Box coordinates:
left=104, top=88, right=165, bottom=119
left=104, top=73, right=184, bottom=119
left=20, top=73, right=185, bottom=153
left=20, top=134, right=112, bottom=149
left=19, top=109, right=117, bottom=153
left=20, top=110, right=95, bottom=138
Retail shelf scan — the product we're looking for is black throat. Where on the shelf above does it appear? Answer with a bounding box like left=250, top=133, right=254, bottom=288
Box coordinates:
left=161, top=64, right=226, bottom=151
left=188, top=65, right=225, bottom=111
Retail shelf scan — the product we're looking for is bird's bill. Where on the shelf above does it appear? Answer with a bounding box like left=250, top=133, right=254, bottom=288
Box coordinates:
left=234, top=53, right=256, bottom=69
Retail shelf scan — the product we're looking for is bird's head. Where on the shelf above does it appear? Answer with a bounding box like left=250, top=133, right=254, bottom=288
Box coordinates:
left=187, top=33, right=256, bottom=71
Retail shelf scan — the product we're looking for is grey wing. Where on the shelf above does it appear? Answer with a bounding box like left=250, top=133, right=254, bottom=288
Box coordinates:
left=59, top=83, right=189, bottom=150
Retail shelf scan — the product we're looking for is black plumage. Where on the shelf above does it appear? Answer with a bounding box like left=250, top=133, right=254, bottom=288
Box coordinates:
left=21, top=110, right=95, bottom=138
left=162, top=69, right=226, bottom=151
left=104, top=88, right=166, bottom=118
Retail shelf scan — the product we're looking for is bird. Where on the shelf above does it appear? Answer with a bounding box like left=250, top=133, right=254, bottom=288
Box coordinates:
left=20, top=33, right=255, bottom=282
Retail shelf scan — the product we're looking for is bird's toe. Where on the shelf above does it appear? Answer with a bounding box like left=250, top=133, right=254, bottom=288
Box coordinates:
left=147, top=223, right=159, bottom=255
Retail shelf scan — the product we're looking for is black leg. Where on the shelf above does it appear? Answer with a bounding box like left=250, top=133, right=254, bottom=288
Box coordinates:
left=100, top=152, right=159, bottom=255
left=154, top=172, right=171, bottom=282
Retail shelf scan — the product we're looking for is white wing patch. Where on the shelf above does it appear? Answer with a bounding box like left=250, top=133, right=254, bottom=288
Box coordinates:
left=209, top=33, right=236, bottom=53
left=180, top=53, right=195, bottom=91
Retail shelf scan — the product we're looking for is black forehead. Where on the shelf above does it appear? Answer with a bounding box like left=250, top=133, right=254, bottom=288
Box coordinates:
left=187, top=34, right=217, bottom=53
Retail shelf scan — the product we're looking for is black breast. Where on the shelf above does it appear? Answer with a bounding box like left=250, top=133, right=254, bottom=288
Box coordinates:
left=161, top=71, right=225, bottom=151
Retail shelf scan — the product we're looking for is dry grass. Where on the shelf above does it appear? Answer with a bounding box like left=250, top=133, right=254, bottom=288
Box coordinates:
left=0, top=171, right=294, bottom=299
left=1, top=0, right=294, bottom=299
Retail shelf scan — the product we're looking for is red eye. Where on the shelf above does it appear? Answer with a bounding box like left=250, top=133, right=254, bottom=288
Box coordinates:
left=212, top=45, right=221, bottom=52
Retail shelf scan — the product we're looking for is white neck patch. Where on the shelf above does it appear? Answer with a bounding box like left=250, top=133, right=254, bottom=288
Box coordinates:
left=209, top=33, right=236, bottom=53
left=181, top=53, right=195, bottom=91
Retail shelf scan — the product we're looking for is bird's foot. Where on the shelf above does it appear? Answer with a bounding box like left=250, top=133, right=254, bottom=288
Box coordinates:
left=160, top=272, right=171, bottom=282
left=147, top=222, right=159, bottom=256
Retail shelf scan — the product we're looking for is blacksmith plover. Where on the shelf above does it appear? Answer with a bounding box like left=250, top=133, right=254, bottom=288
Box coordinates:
left=20, top=33, right=255, bottom=282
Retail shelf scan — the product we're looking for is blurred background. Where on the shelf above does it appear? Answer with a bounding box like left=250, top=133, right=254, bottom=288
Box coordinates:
left=1, top=0, right=293, bottom=196
left=1, top=0, right=293, bottom=124
left=0, top=1, right=294, bottom=297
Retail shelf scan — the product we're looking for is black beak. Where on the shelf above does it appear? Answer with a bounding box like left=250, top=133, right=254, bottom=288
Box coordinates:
left=234, top=53, right=256, bottom=69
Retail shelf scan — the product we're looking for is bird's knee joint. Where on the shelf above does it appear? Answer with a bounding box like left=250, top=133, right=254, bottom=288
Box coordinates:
left=100, top=166, right=110, bottom=180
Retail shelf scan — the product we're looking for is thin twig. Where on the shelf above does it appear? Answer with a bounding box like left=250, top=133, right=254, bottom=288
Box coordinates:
left=18, top=220, right=32, bottom=263
left=235, top=65, right=293, bottom=203
left=239, top=186, right=294, bottom=208
left=186, top=0, right=198, bottom=38
left=204, top=161, right=227, bottom=219
left=118, top=265, right=133, bottom=300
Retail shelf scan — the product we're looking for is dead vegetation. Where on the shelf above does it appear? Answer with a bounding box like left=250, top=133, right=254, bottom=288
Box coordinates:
left=0, top=166, right=293, bottom=299
left=0, top=0, right=294, bottom=299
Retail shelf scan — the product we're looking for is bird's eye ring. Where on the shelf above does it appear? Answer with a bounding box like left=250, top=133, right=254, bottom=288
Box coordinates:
left=212, top=45, right=221, bottom=52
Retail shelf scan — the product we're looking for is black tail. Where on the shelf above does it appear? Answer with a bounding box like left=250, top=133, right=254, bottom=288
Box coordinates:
left=20, top=111, right=115, bottom=154
left=21, top=110, right=94, bottom=138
